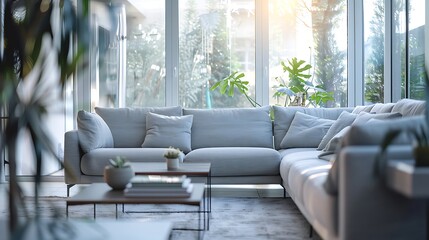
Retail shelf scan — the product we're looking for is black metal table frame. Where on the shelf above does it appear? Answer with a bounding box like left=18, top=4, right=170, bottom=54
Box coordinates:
left=66, top=191, right=208, bottom=233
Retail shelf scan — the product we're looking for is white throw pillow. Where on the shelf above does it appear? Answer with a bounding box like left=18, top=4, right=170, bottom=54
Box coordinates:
left=317, top=111, right=357, bottom=150
left=280, top=112, right=335, bottom=149
left=141, top=112, right=193, bottom=153
left=77, top=110, right=114, bottom=153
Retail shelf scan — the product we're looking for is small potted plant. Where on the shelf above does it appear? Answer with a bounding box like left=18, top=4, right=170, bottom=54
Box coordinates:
left=104, top=156, right=135, bottom=190
left=164, top=147, right=182, bottom=170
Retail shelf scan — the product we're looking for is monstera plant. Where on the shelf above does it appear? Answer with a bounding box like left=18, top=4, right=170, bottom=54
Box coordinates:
left=273, top=57, right=334, bottom=107
left=0, top=0, right=108, bottom=237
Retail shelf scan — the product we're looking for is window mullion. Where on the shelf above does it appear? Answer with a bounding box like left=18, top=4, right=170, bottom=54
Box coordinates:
left=384, top=0, right=393, bottom=103
left=165, top=0, right=179, bottom=107
left=255, top=0, right=269, bottom=106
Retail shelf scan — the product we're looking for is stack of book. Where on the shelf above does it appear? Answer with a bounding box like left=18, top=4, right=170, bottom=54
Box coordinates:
left=124, top=175, right=193, bottom=198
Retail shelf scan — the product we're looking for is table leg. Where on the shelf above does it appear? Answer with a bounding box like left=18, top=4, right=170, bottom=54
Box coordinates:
left=209, top=170, right=211, bottom=213
left=94, top=204, right=96, bottom=219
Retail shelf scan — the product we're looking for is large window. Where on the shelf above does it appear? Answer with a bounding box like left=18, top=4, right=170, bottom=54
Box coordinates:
left=89, top=0, right=426, bottom=110
left=178, top=0, right=256, bottom=108
left=269, top=0, right=348, bottom=107
left=125, top=1, right=166, bottom=107
left=364, top=0, right=385, bottom=104
left=407, top=0, right=425, bottom=100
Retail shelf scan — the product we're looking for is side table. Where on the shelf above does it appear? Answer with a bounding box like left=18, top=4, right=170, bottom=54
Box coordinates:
left=386, top=159, right=429, bottom=239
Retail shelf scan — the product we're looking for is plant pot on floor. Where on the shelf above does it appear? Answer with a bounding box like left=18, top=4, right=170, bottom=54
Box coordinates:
left=104, top=166, right=135, bottom=190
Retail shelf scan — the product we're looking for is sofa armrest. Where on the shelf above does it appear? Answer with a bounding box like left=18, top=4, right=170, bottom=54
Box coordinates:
left=338, top=145, right=426, bottom=240
left=64, top=130, right=83, bottom=184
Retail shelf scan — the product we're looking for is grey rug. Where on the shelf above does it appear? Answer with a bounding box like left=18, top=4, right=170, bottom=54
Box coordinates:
left=9, top=196, right=314, bottom=240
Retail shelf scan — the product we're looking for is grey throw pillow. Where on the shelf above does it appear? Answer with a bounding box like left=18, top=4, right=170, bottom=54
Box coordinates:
left=280, top=112, right=335, bottom=149
left=141, top=112, right=193, bottom=153
left=351, top=111, right=402, bottom=125
left=318, top=126, right=351, bottom=159
left=317, top=111, right=357, bottom=150
left=77, top=110, right=114, bottom=153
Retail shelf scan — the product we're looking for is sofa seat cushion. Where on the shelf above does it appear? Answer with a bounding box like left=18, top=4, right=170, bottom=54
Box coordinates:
left=184, top=147, right=281, bottom=177
left=286, top=159, right=331, bottom=204
left=302, top=172, right=337, bottom=239
left=279, top=149, right=321, bottom=183
left=81, top=148, right=168, bottom=176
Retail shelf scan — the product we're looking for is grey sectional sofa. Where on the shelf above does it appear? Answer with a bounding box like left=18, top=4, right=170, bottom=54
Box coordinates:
left=65, top=105, right=281, bottom=185
left=64, top=98, right=427, bottom=240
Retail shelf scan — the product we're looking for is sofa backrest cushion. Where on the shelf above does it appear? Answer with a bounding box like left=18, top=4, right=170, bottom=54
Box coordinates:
left=77, top=110, right=114, bottom=153
left=351, top=111, right=402, bottom=125
left=95, top=106, right=183, bottom=148
left=391, top=98, right=426, bottom=116
left=141, top=112, right=193, bottom=153
left=183, top=106, right=273, bottom=149
left=273, top=106, right=353, bottom=150
left=369, top=103, right=396, bottom=113
left=343, top=115, right=426, bottom=146
left=351, top=104, right=374, bottom=114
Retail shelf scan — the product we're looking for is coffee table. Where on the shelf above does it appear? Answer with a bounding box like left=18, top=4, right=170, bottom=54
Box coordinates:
left=66, top=183, right=208, bottom=231
left=130, top=162, right=212, bottom=214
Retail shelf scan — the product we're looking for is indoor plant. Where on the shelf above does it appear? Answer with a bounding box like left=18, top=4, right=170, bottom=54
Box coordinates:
left=0, top=0, right=111, bottom=237
left=273, top=57, right=334, bottom=107
left=210, top=71, right=261, bottom=107
left=104, top=156, right=134, bottom=190
left=164, top=147, right=182, bottom=170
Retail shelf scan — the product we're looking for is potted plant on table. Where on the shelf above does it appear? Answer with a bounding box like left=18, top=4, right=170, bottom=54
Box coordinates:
left=164, top=147, right=182, bottom=170
left=104, top=156, right=135, bottom=190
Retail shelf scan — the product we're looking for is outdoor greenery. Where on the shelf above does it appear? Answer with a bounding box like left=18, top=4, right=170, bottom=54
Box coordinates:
left=308, top=0, right=347, bottom=107
left=365, top=0, right=385, bottom=104
left=126, top=24, right=165, bottom=107
left=179, top=0, right=250, bottom=108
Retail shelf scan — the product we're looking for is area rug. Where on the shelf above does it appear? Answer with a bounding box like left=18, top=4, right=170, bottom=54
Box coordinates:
left=6, top=196, right=315, bottom=240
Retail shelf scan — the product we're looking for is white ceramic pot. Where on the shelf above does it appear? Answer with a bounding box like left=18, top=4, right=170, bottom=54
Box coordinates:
left=104, top=166, right=134, bottom=190
left=166, top=158, right=179, bottom=170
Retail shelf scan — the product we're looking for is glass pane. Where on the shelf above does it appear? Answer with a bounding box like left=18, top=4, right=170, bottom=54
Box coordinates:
left=125, top=1, right=166, bottom=107
left=364, top=0, right=385, bottom=104
left=179, top=0, right=256, bottom=108
left=91, top=1, right=122, bottom=108
left=408, top=0, right=426, bottom=100
left=392, top=0, right=406, bottom=99
left=269, top=0, right=347, bottom=107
